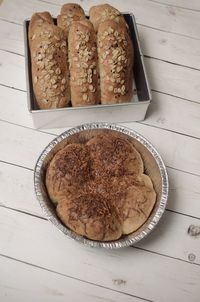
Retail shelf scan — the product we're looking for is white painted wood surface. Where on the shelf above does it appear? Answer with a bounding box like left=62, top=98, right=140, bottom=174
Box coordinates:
left=0, top=0, right=200, bottom=301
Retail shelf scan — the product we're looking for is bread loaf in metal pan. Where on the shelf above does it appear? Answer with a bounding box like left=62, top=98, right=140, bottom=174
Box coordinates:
left=29, top=13, right=70, bottom=109
left=68, top=19, right=100, bottom=106
left=97, top=20, right=134, bottom=104
left=57, top=3, right=85, bottom=37
left=89, top=4, right=128, bottom=32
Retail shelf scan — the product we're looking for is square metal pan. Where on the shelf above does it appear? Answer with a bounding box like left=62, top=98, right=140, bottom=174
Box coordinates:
left=24, top=13, right=151, bottom=128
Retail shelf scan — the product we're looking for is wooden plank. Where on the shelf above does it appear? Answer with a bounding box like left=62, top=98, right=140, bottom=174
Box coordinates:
left=0, top=162, right=43, bottom=217
left=1, top=159, right=200, bottom=219
left=1, top=49, right=200, bottom=103
left=0, top=119, right=200, bottom=175
left=144, top=91, right=200, bottom=138
left=1, top=86, right=200, bottom=139
left=0, top=0, right=59, bottom=24
left=0, top=207, right=199, bottom=302
left=0, top=255, right=142, bottom=302
left=167, top=168, right=200, bottom=217
left=1, top=0, right=200, bottom=39
left=124, top=122, right=200, bottom=176
left=137, top=209, right=200, bottom=263
left=0, top=121, right=54, bottom=170
left=138, top=25, right=200, bottom=70
left=43, top=0, right=200, bottom=39
left=0, top=20, right=24, bottom=56
left=0, top=86, right=35, bottom=128
left=0, top=50, right=25, bottom=91
left=144, top=57, right=200, bottom=103
left=151, top=0, right=200, bottom=11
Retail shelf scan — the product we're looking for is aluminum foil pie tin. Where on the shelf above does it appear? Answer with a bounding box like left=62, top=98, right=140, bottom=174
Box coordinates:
left=34, top=123, right=169, bottom=248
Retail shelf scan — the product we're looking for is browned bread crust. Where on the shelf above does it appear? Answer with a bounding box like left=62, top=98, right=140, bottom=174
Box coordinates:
left=86, top=133, right=143, bottom=177
left=108, top=175, right=156, bottom=234
left=28, top=12, right=53, bottom=42
left=57, top=193, right=122, bottom=241
left=29, top=22, right=70, bottom=109
left=97, top=20, right=134, bottom=104
left=89, top=4, right=127, bottom=32
left=57, top=3, right=85, bottom=37
left=46, top=132, right=156, bottom=241
left=68, top=19, right=100, bottom=106
left=46, top=143, right=91, bottom=204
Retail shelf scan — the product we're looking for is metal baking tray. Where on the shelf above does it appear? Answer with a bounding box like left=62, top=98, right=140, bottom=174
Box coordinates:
left=34, top=123, right=168, bottom=249
left=24, top=13, right=152, bottom=129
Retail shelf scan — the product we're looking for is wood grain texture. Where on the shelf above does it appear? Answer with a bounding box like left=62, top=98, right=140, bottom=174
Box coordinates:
left=144, top=57, right=200, bottom=103
left=150, top=0, right=200, bottom=11
left=0, top=50, right=25, bottom=91
left=138, top=25, right=200, bottom=70
left=0, top=20, right=24, bottom=55
left=0, top=207, right=200, bottom=302
left=32, top=0, right=200, bottom=39
left=144, top=91, right=200, bottom=138
left=0, top=0, right=200, bottom=39
left=0, top=255, right=144, bottom=302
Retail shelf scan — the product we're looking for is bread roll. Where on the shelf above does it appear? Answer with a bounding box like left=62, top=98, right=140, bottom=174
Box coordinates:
left=57, top=3, right=85, bottom=37
left=97, top=20, right=134, bottom=104
left=86, top=133, right=144, bottom=177
left=68, top=19, right=99, bottom=106
left=46, top=143, right=91, bottom=204
left=113, top=175, right=156, bottom=234
left=86, top=174, right=156, bottom=234
left=28, top=12, right=53, bottom=42
left=30, top=23, right=70, bottom=109
left=89, top=4, right=127, bottom=32
left=45, top=132, right=157, bottom=241
left=57, top=193, right=122, bottom=241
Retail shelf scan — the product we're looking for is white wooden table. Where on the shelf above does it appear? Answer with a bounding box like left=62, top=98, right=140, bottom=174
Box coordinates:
left=0, top=0, right=200, bottom=301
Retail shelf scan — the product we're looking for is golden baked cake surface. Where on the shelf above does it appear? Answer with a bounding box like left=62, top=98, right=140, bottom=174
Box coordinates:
left=46, top=132, right=156, bottom=241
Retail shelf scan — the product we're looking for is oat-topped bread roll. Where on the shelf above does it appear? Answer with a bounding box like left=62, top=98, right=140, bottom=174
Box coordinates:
left=87, top=133, right=143, bottom=177
left=29, top=23, right=70, bottom=109
left=97, top=20, right=134, bottom=104
left=89, top=4, right=127, bottom=32
left=46, top=143, right=91, bottom=204
left=28, top=12, right=53, bottom=42
left=57, top=3, right=85, bottom=37
left=57, top=193, right=122, bottom=241
left=68, top=19, right=99, bottom=106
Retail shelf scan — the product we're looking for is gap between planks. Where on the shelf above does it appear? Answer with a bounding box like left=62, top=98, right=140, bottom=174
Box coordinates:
left=146, top=0, right=200, bottom=12
left=0, top=107, right=200, bottom=143
left=1, top=5, right=200, bottom=42
left=38, top=0, right=200, bottom=13
left=137, top=23, right=200, bottom=41
left=0, top=205, right=199, bottom=270
left=0, top=253, right=153, bottom=302
left=144, top=55, right=200, bottom=72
